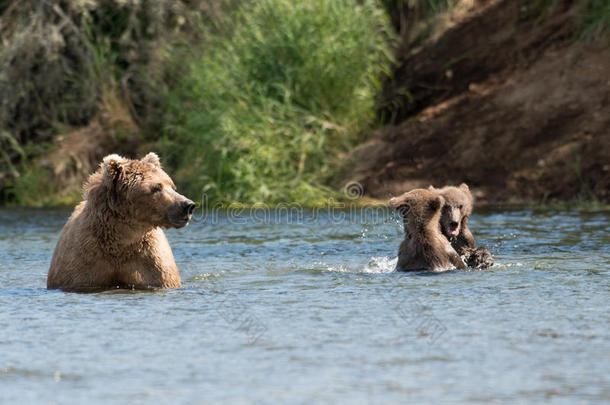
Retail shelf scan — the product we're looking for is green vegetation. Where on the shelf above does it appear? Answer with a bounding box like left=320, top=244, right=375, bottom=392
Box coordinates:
left=0, top=0, right=392, bottom=206
left=0, top=0, right=608, bottom=206
left=161, top=0, right=393, bottom=205
left=521, top=0, right=610, bottom=40
left=579, top=0, right=610, bottom=40
left=531, top=197, right=609, bottom=212
left=0, top=0, right=230, bottom=204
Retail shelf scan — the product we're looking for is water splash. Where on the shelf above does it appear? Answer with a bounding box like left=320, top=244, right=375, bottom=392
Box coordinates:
left=322, top=256, right=397, bottom=274
left=361, top=256, right=397, bottom=273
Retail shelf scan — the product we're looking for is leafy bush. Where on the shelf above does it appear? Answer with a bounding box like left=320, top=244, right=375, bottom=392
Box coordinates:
left=0, top=0, right=229, bottom=139
left=163, top=0, right=393, bottom=205
left=0, top=0, right=232, bottom=203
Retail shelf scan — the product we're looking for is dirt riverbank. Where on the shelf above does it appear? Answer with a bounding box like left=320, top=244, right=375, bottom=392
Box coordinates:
left=350, top=0, right=610, bottom=204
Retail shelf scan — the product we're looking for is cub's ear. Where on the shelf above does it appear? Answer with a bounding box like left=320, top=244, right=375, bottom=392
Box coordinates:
left=389, top=194, right=411, bottom=217
left=389, top=194, right=406, bottom=209
left=459, top=182, right=473, bottom=205
left=428, top=195, right=444, bottom=212
left=428, top=185, right=436, bottom=191
left=101, top=154, right=125, bottom=180
left=141, top=152, right=161, bottom=168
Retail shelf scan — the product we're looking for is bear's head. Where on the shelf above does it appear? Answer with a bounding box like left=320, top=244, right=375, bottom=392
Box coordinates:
left=389, top=188, right=444, bottom=232
left=428, top=183, right=472, bottom=240
left=86, top=152, right=195, bottom=228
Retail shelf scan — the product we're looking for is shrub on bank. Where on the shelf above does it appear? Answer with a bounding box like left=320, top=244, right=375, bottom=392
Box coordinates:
left=0, top=0, right=231, bottom=204
left=161, top=0, right=393, bottom=205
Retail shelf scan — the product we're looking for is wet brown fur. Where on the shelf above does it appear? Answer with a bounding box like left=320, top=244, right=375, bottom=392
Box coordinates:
left=47, top=153, right=194, bottom=292
left=463, top=247, right=494, bottom=269
left=389, top=189, right=466, bottom=272
left=428, top=183, right=475, bottom=255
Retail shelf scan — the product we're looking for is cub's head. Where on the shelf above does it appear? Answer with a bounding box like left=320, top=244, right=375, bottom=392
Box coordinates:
left=428, top=183, right=472, bottom=240
left=389, top=188, right=444, bottom=231
left=86, top=152, right=195, bottom=228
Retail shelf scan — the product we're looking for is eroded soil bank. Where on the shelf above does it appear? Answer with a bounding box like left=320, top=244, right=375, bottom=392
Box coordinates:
left=350, top=0, right=610, bottom=204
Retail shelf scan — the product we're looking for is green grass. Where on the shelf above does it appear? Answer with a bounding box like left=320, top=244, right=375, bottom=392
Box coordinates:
left=529, top=198, right=610, bottom=212
left=520, top=0, right=610, bottom=40
left=160, top=0, right=393, bottom=206
left=579, top=0, right=610, bottom=40
left=2, top=0, right=607, bottom=207
left=5, top=165, right=80, bottom=207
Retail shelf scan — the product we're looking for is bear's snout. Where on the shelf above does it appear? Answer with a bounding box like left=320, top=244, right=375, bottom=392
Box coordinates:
left=165, top=196, right=195, bottom=228
left=182, top=200, right=196, bottom=217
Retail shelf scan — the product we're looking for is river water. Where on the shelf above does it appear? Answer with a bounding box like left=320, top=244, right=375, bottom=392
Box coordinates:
left=0, top=207, right=608, bottom=404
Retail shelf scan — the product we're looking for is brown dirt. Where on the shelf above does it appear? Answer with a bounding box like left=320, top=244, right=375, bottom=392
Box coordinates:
left=351, top=0, right=610, bottom=204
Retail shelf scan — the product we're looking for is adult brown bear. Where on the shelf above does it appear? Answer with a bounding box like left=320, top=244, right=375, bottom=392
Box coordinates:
left=47, top=153, right=195, bottom=292
left=389, top=189, right=466, bottom=272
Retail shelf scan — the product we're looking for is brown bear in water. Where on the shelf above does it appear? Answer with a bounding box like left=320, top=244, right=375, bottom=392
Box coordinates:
left=47, top=153, right=195, bottom=292
left=428, top=183, right=494, bottom=269
left=428, top=183, right=475, bottom=255
left=389, top=189, right=466, bottom=272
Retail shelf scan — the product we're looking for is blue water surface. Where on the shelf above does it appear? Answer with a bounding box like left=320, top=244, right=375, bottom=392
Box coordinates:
left=0, top=207, right=608, bottom=404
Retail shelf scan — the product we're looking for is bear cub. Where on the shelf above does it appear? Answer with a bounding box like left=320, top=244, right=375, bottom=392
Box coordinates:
left=389, top=189, right=466, bottom=272
left=428, top=183, right=493, bottom=269
left=47, top=152, right=195, bottom=292
left=428, top=183, right=475, bottom=254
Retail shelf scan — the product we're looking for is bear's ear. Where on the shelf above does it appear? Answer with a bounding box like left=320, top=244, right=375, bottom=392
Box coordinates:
left=428, top=185, right=436, bottom=191
left=101, top=154, right=125, bottom=179
left=101, top=154, right=126, bottom=195
left=428, top=195, right=444, bottom=212
left=388, top=194, right=406, bottom=209
left=389, top=194, right=411, bottom=217
left=100, top=155, right=126, bottom=207
left=459, top=182, right=473, bottom=205
left=141, top=152, right=161, bottom=168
